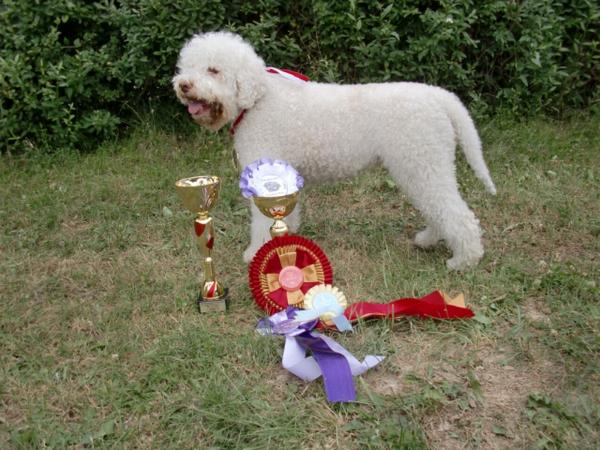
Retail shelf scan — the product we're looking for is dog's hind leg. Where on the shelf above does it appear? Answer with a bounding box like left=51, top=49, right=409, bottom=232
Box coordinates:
left=436, top=199, right=483, bottom=270
left=387, top=162, right=484, bottom=270
left=418, top=191, right=483, bottom=270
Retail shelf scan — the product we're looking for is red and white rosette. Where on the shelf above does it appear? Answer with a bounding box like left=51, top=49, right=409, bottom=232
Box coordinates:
left=248, top=235, right=333, bottom=315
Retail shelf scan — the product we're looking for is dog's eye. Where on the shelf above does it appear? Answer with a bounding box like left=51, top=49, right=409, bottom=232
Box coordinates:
left=207, top=67, right=220, bottom=75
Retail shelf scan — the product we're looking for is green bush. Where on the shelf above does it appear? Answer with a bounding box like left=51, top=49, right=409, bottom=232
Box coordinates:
left=0, top=0, right=226, bottom=153
left=1, top=0, right=598, bottom=153
left=233, top=0, right=600, bottom=115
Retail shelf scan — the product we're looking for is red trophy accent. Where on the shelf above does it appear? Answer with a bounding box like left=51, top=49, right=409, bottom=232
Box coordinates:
left=194, top=221, right=206, bottom=236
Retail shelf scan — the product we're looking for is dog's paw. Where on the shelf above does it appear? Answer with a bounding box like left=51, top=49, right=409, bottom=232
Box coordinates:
left=446, top=255, right=480, bottom=271
left=446, top=257, right=465, bottom=271
left=414, top=228, right=440, bottom=249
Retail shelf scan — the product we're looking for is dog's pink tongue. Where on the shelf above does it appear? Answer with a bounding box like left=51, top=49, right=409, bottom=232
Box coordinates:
left=187, top=102, right=206, bottom=115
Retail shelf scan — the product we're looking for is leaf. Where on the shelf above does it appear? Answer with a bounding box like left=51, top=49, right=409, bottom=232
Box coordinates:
left=473, top=313, right=492, bottom=326
left=492, top=425, right=509, bottom=437
left=466, top=371, right=482, bottom=398
left=98, top=419, right=115, bottom=438
left=519, top=74, right=529, bottom=86
left=82, top=418, right=115, bottom=444
left=586, top=169, right=594, bottom=181
left=381, top=4, right=393, bottom=18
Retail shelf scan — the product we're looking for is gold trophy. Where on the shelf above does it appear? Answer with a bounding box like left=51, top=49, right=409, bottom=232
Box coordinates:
left=175, top=175, right=227, bottom=313
left=253, top=192, right=299, bottom=238
left=240, top=159, right=304, bottom=239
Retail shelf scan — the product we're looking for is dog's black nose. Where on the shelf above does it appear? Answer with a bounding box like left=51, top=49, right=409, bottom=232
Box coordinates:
left=180, top=81, right=192, bottom=93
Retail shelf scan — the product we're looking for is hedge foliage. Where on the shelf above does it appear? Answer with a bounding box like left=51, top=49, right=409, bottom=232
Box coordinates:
left=1, top=0, right=599, bottom=153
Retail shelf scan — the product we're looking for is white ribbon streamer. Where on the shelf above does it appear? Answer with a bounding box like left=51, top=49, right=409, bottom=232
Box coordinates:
left=281, top=334, right=384, bottom=382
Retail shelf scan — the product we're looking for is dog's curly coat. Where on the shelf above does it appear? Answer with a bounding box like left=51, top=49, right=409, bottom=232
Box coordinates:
left=173, top=31, right=496, bottom=270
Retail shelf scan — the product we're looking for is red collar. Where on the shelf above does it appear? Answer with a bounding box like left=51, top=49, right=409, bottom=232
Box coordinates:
left=229, top=67, right=309, bottom=136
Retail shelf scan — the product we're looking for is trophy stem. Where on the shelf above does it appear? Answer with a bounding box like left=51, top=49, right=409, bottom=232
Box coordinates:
left=270, top=219, right=290, bottom=238
left=194, top=214, right=227, bottom=312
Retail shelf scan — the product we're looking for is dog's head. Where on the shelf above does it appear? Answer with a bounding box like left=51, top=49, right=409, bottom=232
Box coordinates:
left=172, top=31, right=267, bottom=131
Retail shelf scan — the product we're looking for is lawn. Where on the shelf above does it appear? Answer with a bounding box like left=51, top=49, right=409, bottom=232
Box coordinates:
left=1, top=114, right=599, bottom=449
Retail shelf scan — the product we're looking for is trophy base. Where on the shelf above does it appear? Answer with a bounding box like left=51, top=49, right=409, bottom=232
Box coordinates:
left=197, top=290, right=228, bottom=313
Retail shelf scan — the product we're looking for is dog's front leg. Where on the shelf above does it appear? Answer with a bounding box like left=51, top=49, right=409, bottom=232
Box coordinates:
left=243, top=202, right=274, bottom=262
left=286, top=202, right=301, bottom=233
left=242, top=202, right=302, bottom=262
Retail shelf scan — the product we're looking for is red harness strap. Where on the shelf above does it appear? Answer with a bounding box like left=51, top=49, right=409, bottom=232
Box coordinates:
left=265, top=67, right=310, bottom=82
left=229, top=109, right=247, bottom=136
left=229, top=67, right=309, bottom=136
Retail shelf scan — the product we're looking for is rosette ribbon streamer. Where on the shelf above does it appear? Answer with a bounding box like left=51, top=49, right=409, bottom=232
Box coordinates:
left=257, top=308, right=384, bottom=402
left=339, top=290, right=474, bottom=326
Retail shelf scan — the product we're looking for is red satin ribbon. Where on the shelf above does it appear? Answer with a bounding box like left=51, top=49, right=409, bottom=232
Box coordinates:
left=314, top=291, right=474, bottom=329
left=342, top=290, right=474, bottom=324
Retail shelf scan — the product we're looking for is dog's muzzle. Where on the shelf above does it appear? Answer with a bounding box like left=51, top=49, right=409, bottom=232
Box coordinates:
left=186, top=99, right=225, bottom=128
left=174, top=78, right=229, bottom=130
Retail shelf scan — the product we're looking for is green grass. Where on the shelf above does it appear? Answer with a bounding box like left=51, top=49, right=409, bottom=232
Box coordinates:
left=1, top=114, right=599, bottom=449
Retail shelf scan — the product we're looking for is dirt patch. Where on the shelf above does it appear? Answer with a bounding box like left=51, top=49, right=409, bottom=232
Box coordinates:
left=521, top=298, right=551, bottom=325
left=60, top=218, right=93, bottom=235
left=364, top=329, right=563, bottom=449
left=425, top=343, right=562, bottom=449
left=490, top=210, right=597, bottom=267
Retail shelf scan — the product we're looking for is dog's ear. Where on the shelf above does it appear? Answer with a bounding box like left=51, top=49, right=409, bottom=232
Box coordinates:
left=235, top=66, right=267, bottom=109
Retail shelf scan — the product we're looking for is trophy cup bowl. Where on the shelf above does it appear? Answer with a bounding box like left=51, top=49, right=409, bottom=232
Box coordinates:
left=253, top=191, right=299, bottom=237
left=175, top=175, right=220, bottom=214
left=175, top=175, right=228, bottom=313
left=252, top=191, right=300, bottom=237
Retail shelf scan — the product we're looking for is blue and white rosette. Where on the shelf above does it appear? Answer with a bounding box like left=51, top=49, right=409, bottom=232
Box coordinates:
left=295, top=284, right=354, bottom=332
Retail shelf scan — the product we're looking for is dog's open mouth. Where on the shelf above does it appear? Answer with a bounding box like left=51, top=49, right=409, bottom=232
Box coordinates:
left=184, top=99, right=224, bottom=129
left=187, top=100, right=211, bottom=117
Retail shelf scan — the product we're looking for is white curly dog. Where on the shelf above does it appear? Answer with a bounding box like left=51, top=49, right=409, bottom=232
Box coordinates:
left=173, top=31, right=496, bottom=270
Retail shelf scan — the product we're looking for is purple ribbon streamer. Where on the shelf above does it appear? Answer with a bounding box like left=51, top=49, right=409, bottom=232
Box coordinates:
left=257, top=307, right=383, bottom=403
left=294, top=332, right=356, bottom=402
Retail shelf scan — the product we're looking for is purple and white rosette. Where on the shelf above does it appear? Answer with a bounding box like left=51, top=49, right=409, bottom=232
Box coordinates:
left=239, top=159, right=304, bottom=199
left=257, top=308, right=384, bottom=402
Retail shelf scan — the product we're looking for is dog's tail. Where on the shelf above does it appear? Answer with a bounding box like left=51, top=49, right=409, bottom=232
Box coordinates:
left=439, top=91, right=497, bottom=195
